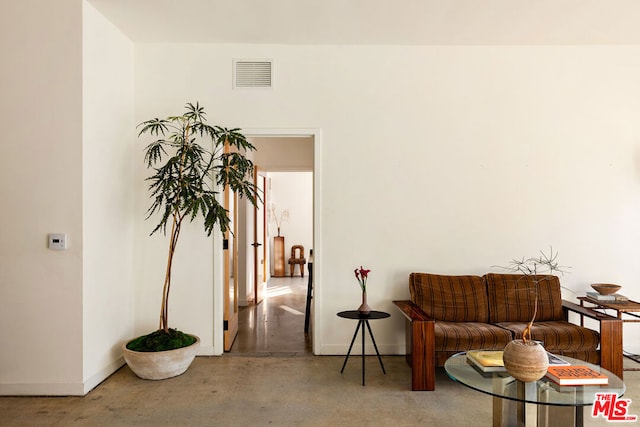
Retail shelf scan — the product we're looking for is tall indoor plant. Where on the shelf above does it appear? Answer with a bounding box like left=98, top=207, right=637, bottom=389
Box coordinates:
left=123, top=102, right=259, bottom=379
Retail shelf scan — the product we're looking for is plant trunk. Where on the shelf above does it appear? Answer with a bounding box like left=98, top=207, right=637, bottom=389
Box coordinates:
left=160, top=125, right=189, bottom=333
left=159, top=216, right=181, bottom=332
left=522, top=275, right=540, bottom=343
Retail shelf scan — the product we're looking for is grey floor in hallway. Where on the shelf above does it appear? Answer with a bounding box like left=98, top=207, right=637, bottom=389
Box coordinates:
left=1, top=277, right=639, bottom=426
left=227, top=276, right=313, bottom=356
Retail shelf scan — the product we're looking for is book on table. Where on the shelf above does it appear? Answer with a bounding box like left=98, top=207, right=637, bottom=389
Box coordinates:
left=466, top=350, right=506, bottom=372
left=545, top=365, right=609, bottom=386
left=586, top=291, right=628, bottom=302
left=586, top=291, right=615, bottom=301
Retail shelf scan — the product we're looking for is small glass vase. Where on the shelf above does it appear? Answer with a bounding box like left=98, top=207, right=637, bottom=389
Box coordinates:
left=357, top=291, right=371, bottom=315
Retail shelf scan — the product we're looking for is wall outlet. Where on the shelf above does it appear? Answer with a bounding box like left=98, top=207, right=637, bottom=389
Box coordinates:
left=48, top=233, right=67, bottom=250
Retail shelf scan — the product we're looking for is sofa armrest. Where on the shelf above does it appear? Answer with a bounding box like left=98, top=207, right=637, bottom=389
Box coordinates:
left=393, top=300, right=435, bottom=391
left=562, top=300, right=623, bottom=379
left=394, top=300, right=434, bottom=322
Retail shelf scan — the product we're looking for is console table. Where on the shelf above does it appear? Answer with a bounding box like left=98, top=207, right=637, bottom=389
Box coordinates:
left=577, top=296, right=640, bottom=321
left=445, top=352, right=626, bottom=427
left=561, top=300, right=624, bottom=379
left=578, top=296, right=640, bottom=370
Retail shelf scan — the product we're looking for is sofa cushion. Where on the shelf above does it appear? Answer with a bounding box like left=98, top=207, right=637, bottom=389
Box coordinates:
left=410, top=273, right=489, bottom=322
left=435, top=321, right=513, bottom=352
left=495, top=321, right=600, bottom=352
left=485, top=273, right=563, bottom=323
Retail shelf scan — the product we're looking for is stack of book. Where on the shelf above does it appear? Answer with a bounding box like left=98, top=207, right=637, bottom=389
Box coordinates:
left=467, top=350, right=571, bottom=373
left=466, top=350, right=506, bottom=372
left=545, top=365, right=609, bottom=386
left=586, top=291, right=628, bottom=302
left=466, top=350, right=608, bottom=386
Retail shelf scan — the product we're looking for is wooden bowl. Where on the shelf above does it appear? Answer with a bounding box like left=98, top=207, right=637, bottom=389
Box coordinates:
left=591, top=283, right=621, bottom=295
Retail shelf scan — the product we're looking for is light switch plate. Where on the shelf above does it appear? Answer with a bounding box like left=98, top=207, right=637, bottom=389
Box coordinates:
left=48, top=233, right=67, bottom=250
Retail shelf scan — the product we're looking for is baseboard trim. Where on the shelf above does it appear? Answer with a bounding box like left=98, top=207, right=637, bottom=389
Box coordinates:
left=0, top=382, right=86, bottom=396
left=83, top=356, right=126, bottom=395
left=0, top=352, right=226, bottom=396
left=319, top=344, right=404, bottom=356
left=197, top=345, right=220, bottom=356
left=0, top=358, right=126, bottom=396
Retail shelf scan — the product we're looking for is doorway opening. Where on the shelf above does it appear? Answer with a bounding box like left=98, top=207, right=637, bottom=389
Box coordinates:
left=227, top=275, right=312, bottom=355
left=223, top=131, right=318, bottom=356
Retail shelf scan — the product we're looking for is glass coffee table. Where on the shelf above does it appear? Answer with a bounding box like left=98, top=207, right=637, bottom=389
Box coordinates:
left=444, top=352, right=625, bottom=427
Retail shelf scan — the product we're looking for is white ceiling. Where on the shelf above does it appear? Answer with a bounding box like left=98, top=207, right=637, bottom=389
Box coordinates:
left=87, top=0, right=640, bottom=45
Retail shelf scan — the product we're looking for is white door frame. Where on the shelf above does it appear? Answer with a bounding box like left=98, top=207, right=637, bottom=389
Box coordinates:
left=212, top=128, right=322, bottom=355
left=253, top=167, right=267, bottom=305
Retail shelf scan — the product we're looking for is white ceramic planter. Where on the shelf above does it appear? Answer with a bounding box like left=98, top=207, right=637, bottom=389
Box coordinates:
left=122, top=335, right=200, bottom=380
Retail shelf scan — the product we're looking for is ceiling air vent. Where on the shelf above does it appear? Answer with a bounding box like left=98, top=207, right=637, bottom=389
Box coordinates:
left=234, top=60, right=273, bottom=89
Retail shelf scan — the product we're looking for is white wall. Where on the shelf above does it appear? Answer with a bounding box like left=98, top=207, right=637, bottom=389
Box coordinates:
left=268, top=172, right=314, bottom=276
left=0, top=0, right=136, bottom=396
left=0, top=0, right=85, bottom=394
left=82, top=1, right=134, bottom=393
left=135, top=43, right=640, bottom=356
left=4, top=15, right=640, bottom=395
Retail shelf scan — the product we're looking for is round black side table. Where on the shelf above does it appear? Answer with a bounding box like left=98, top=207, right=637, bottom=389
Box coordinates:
left=337, top=310, right=390, bottom=386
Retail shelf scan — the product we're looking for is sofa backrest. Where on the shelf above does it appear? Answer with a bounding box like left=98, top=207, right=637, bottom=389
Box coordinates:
left=409, top=273, right=489, bottom=322
left=485, top=273, right=563, bottom=323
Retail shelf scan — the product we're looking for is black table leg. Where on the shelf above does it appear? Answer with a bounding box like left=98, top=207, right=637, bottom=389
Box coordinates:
left=364, top=319, right=386, bottom=374
left=361, top=319, right=366, bottom=385
left=337, top=310, right=390, bottom=386
left=341, top=320, right=362, bottom=374
left=576, top=406, right=584, bottom=427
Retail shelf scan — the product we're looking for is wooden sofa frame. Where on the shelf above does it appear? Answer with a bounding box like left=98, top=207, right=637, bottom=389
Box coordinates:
left=393, top=299, right=623, bottom=391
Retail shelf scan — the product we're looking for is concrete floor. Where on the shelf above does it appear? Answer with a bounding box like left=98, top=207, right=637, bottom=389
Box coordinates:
left=1, top=277, right=639, bottom=426
left=227, top=276, right=313, bottom=356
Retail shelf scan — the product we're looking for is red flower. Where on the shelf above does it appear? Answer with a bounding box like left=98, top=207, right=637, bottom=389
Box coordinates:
left=354, top=266, right=371, bottom=291
left=360, top=266, right=370, bottom=278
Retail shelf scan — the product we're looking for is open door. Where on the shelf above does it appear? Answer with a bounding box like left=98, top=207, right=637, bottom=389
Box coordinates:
left=223, top=182, right=239, bottom=351
left=253, top=167, right=267, bottom=304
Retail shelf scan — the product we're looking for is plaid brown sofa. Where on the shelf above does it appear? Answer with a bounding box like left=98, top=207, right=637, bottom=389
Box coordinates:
left=394, top=272, right=623, bottom=391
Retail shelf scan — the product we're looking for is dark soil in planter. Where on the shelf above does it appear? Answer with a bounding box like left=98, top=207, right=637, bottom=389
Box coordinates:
left=126, top=329, right=197, bottom=352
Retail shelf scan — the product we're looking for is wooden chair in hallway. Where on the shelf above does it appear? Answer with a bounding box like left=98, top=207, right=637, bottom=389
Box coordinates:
left=288, top=245, right=306, bottom=277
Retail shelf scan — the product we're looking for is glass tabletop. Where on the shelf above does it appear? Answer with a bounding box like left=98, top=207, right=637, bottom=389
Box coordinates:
left=444, top=352, right=625, bottom=407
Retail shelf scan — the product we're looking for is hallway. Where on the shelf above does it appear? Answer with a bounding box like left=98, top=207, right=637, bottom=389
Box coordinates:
left=227, top=276, right=313, bottom=356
